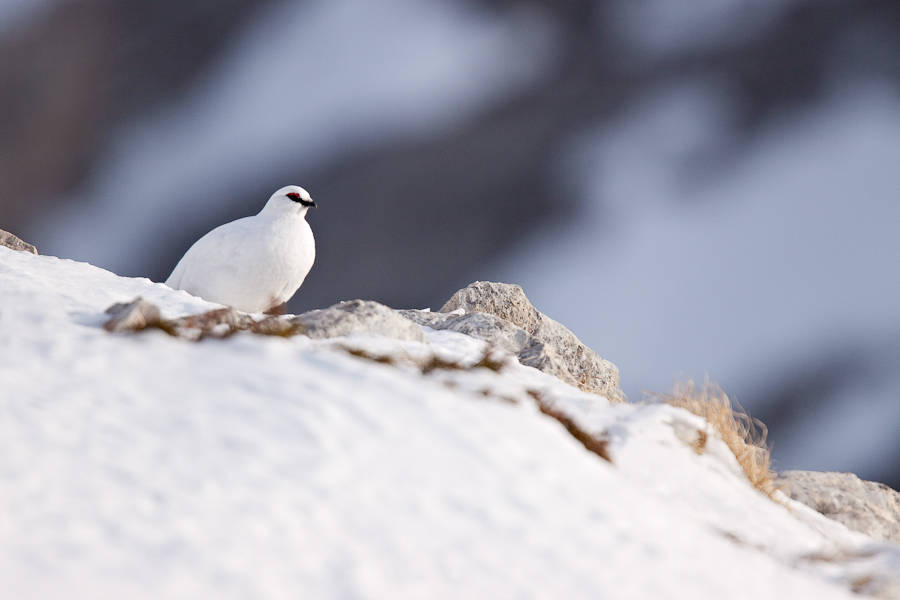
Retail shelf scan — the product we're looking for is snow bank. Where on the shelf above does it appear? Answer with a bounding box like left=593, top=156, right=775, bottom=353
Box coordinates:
left=0, top=246, right=895, bottom=599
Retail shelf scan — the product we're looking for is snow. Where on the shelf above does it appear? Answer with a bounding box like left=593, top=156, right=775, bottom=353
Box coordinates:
left=1, top=245, right=897, bottom=598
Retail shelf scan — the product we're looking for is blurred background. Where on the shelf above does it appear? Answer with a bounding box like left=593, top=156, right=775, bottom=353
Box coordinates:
left=2, top=0, right=899, bottom=487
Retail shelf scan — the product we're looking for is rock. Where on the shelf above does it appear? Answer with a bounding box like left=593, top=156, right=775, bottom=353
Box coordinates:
left=102, top=287, right=617, bottom=399
left=102, top=298, right=426, bottom=344
left=287, top=299, right=427, bottom=343
left=406, top=308, right=612, bottom=397
left=104, top=298, right=163, bottom=333
left=402, top=310, right=531, bottom=356
left=441, top=281, right=543, bottom=334
left=433, top=282, right=624, bottom=401
left=0, top=229, right=37, bottom=254
left=104, top=299, right=250, bottom=340
left=169, top=307, right=253, bottom=341
left=103, top=297, right=254, bottom=339
left=518, top=342, right=571, bottom=385
left=777, top=470, right=900, bottom=544
left=101, top=285, right=621, bottom=401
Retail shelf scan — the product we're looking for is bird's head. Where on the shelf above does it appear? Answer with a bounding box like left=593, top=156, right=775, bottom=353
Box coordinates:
left=267, top=185, right=317, bottom=214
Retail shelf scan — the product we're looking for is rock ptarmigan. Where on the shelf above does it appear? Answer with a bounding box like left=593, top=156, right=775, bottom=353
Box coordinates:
left=165, top=185, right=316, bottom=313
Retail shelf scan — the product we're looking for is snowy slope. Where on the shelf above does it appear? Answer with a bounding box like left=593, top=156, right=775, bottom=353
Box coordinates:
left=0, top=246, right=897, bottom=599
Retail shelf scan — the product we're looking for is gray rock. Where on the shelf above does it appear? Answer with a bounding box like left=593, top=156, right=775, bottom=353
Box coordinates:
left=777, top=470, right=900, bottom=544
left=434, top=282, right=624, bottom=401
left=404, top=308, right=581, bottom=384
left=174, top=307, right=252, bottom=331
left=103, top=287, right=619, bottom=399
left=402, top=310, right=531, bottom=356
left=170, top=307, right=253, bottom=340
left=104, top=298, right=252, bottom=340
left=103, top=297, right=427, bottom=344
left=103, top=297, right=163, bottom=333
left=0, top=229, right=37, bottom=254
left=286, top=299, right=427, bottom=343
left=518, top=342, right=571, bottom=384
left=441, top=281, right=543, bottom=335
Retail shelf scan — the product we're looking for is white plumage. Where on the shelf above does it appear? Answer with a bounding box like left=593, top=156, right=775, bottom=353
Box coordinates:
left=166, top=185, right=316, bottom=313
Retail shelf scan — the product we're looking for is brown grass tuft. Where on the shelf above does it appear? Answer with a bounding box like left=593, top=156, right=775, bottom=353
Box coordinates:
left=418, top=354, right=466, bottom=374
left=849, top=574, right=879, bottom=596
left=649, top=380, right=776, bottom=498
left=470, top=349, right=510, bottom=372
left=528, top=390, right=613, bottom=463
left=341, top=347, right=399, bottom=366
left=249, top=316, right=304, bottom=337
left=338, top=346, right=508, bottom=374
left=417, top=347, right=508, bottom=375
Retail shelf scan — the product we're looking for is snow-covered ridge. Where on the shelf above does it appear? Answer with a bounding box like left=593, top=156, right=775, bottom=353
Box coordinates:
left=1, top=245, right=898, bottom=599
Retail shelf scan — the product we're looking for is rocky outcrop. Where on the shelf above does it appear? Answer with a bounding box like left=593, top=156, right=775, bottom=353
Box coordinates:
left=104, top=297, right=425, bottom=343
left=0, top=229, right=37, bottom=254
left=403, top=281, right=624, bottom=402
left=778, top=470, right=900, bottom=544
left=402, top=310, right=528, bottom=356
left=440, top=281, right=549, bottom=335
left=104, top=297, right=165, bottom=333
left=286, top=300, right=426, bottom=343
left=103, top=283, right=619, bottom=400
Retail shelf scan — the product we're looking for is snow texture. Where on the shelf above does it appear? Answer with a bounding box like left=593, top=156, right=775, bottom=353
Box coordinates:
left=2, top=246, right=899, bottom=599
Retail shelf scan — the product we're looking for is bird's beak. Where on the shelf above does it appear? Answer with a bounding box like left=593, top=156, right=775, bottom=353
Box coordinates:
left=300, top=198, right=317, bottom=208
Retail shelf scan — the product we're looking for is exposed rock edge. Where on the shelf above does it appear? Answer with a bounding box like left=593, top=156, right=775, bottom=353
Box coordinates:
left=103, top=281, right=623, bottom=400
left=777, top=470, right=900, bottom=545
left=104, top=297, right=425, bottom=343
left=403, top=281, right=624, bottom=402
left=0, top=229, right=38, bottom=254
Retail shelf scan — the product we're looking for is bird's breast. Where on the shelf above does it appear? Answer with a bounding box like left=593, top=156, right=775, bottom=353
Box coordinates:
left=262, top=219, right=315, bottom=277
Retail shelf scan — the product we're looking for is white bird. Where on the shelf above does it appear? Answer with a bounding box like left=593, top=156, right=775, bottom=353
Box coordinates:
left=165, top=185, right=317, bottom=313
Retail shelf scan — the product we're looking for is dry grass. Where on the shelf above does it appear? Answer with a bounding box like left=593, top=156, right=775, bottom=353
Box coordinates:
left=796, top=549, right=885, bottom=597
left=848, top=574, right=879, bottom=596
left=339, top=346, right=509, bottom=377
left=528, top=390, right=613, bottom=463
left=470, top=349, right=510, bottom=372
left=418, top=354, right=466, bottom=374
left=648, top=380, right=776, bottom=498
left=341, top=347, right=399, bottom=366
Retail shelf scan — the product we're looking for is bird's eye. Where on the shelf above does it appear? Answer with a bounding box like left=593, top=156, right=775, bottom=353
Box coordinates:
left=287, top=192, right=301, bottom=201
